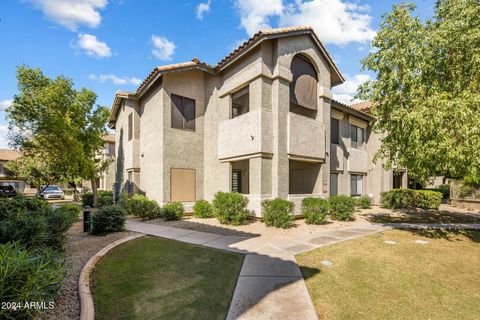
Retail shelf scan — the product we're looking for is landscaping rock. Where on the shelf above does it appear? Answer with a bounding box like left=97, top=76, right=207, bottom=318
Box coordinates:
left=320, top=260, right=333, bottom=266
left=384, top=240, right=397, bottom=244
left=414, top=240, right=429, bottom=245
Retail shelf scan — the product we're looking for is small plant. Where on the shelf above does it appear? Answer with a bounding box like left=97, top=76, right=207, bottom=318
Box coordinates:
left=123, top=194, right=161, bottom=220
left=193, top=200, right=214, bottom=218
left=356, top=195, right=372, bottom=209
left=82, top=191, right=114, bottom=208
left=261, top=198, right=294, bottom=228
left=162, top=202, right=184, bottom=221
left=329, top=195, right=356, bottom=221
left=91, top=205, right=126, bottom=235
left=0, top=243, right=64, bottom=320
left=414, top=190, right=443, bottom=210
left=302, top=197, right=330, bottom=224
left=212, top=192, right=249, bottom=225
left=380, top=188, right=416, bottom=209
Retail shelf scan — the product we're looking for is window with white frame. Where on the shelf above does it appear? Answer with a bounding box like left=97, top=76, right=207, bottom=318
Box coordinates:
left=350, top=125, right=364, bottom=149
left=350, top=174, right=363, bottom=196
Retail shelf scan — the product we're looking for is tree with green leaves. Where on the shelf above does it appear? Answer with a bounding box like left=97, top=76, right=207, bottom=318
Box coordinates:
left=6, top=66, right=110, bottom=206
left=358, top=0, right=480, bottom=186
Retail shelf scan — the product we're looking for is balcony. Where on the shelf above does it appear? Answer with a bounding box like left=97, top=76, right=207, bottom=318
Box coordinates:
left=347, top=148, right=368, bottom=173
left=287, top=112, right=325, bottom=162
left=218, top=108, right=273, bottom=161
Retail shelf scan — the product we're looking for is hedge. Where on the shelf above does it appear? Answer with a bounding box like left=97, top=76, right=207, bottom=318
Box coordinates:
left=301, top=197, right=330, bottom=224
left=91, top=205, right=126, bottom=235
left=261, top=198, right=294, bottom=228
left=380, top=188, right=443, bottom=210
left=123, top=194, right=161, bottom=220
left=212, top=192, right=249, bottom=225
left=329, top=195, right=356, bottom=221
left=414, top=190, right=443, bottom=210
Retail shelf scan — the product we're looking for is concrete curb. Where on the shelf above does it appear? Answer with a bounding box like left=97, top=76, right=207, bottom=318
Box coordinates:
left=78, top=233, right=145, bottom=320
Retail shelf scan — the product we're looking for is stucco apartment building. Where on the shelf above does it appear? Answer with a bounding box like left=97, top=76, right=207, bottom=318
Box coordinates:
left=108, top=26, right=406, bottom=215
left=0, top=149, right=31, bottom=193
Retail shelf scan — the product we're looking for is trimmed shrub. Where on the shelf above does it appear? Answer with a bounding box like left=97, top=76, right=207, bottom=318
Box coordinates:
left=356, top=195, right=372, bottom=209
left=162, top=202, right=184, bottom=221
left=212, top=192, right=249, bottom=225
left=0, top=195, right=49, bottom=219
left=193, top=200, right=214, bottom=218
left=261, top=198, right=294, bottom=228
left=0, top=243, right=64, bottom=320
left=302, top=197, right=330, bottom=224
left=329, top=195, right=356, bottom=221
left=380, top=188, right=416, bottom=209
left=414, top=190, right=443, bottom=210
left=82, top=191, right=114, bottom=208
left=426, top=184, right=450, bottom=200
left=91, top=205, right=126, bottom=235
left=0, top=204, right=78, bottom=251
left=123, top=194, right=161, bottom=220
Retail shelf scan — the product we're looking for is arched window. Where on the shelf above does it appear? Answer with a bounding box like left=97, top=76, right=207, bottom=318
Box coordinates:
left=290, top=55, right=318, bottom=111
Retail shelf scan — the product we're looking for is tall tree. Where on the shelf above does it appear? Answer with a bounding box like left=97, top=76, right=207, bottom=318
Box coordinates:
left=7, top=66, right=110, bottom=205
left=358, top=0, right=480, bottom=185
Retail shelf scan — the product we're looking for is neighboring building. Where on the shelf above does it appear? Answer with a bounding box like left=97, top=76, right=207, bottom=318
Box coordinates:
left=82, top=134, right=116, bottom=191
left=0, top=149, right=31, bottom=193
left=108, top=26, right=406, bottom=215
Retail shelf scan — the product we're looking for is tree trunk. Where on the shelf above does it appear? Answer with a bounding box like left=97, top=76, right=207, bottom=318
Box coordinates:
left=90, top=178, right=98, bottom=208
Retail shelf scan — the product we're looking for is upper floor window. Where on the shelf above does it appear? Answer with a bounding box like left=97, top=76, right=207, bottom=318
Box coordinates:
left=290, top=55, right=318, bottom=112
left=350, top=124, right=364, bottom=149
left=331, top=118, right=340, bottom=144
left=128, top=113, right=133, bottom=141
left=231, top=86, right=249, bottom=118
left=171, top=94, right=195, bottom=131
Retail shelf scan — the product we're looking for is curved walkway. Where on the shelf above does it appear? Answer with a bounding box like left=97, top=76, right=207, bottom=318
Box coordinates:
left=126, top=220, right=389, bottom=320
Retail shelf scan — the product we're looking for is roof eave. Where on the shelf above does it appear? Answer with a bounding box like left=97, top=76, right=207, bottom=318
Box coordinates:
left=331, top=100, right=375, bottom=122
left=108, top=92, right=137, bottom=128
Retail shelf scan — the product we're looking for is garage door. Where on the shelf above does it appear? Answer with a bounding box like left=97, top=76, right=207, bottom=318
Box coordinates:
left=171, top=168, right=196, bottom=202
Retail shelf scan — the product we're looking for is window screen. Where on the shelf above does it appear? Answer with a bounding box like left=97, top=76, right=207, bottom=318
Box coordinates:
left=171, top=94, right=196, bottom=131
left=350, top=175, right=363, bottom=196
left=350, top=125, right=364, bottom=149
left=171, top=168, right=196, bottom=202
left=128, top=113, right=133, bottom=141
left=331, top=118, right=339, bottom=144
left=330, top=173, right=338, bottom=196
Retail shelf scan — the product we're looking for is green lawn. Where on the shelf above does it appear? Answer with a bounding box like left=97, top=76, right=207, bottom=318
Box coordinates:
left=297, top=229, right=480, bottom=320
left=91, top=236, right=244, bottom=320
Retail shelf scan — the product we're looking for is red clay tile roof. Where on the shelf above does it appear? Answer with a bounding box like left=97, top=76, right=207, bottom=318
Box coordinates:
left=102, top=134, right=115, bottom=143
left=332, top=100, right=375, bottom=120
left=135, top=58, right=214, bottom=95
left=350, top=101, right=373, bottom=114
left=0, top=149, right=21, bottom=161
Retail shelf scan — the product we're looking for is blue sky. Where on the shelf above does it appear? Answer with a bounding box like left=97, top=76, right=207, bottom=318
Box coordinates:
left=0, top=0, right=435, bottom=148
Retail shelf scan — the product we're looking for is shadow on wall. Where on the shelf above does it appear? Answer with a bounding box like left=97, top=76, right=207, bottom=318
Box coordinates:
left=115, top=129, right=125, bottom=199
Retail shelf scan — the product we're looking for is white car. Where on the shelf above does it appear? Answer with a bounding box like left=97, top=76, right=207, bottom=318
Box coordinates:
left=39, top=185, right=65, bottom=200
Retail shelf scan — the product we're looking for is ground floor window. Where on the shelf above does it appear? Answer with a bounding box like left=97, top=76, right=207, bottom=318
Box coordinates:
left=393, top=171, right=404, bottom=189
left=127, top=171, right=133, bottom=194
left=350, top=174, right=363, bottom=196
left=330, top=173, right=338, bottom=196
left=171, top=168, right=196, bottom=202
left=231, top=160, right=249, bottom=194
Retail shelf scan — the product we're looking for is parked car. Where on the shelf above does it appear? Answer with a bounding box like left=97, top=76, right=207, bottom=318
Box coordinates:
left=38, top=185, right=65, bottom=200
left=0, top=185, right=17, bottom=198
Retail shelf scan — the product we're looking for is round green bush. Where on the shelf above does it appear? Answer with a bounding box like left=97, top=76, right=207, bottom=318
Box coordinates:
left=123, top=194, right=161, bottom=220
left=82, top=191, right=114, bottom=208
left=212, top=192, right=248, bottom=225
left=356, top=195, right=372, bottom=209
left=261, top=198, right=294, bottom=228
left=193, top=200, right=214, bottom=218
left=380, top=189, right=415, bottom=209
left=0, top=243, right=64, bottom=320
left=91, top=205, right=126, bottom=235
left=301, top=197, right=330, bottom=224
left=329, top=195, right=356, bottom=221
left=414, top=190, right=443, bottom=210
left=162, top=202, right=184, bottom=221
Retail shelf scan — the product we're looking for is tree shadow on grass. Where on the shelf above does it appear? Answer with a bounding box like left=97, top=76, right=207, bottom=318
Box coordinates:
left=396, top=227, right=480, bottom=243
left=364, top=208, right=480, bottom=224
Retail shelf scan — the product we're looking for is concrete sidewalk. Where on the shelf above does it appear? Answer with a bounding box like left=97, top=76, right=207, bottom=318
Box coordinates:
left=126, top=220, right=389, bottom=320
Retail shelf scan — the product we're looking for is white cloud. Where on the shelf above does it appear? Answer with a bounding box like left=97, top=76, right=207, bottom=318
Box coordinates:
left=89, top=74, right=141, bottom=85
left=0, top=125, right=10, bottom=149
left=0, top=99, right=12, bottom=110
left=196, top=0, right=211, bottom=20
left=234, top=0, right=376, bottom=45
left=332, top=73, right=371, bottom=104
left=234, top=0, right=283, bottom=36
left=28, top=0, right=108, bottom=31
left=74, top=33, right=112, bottom=58
left=151, top=35, right=176, bottom=61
